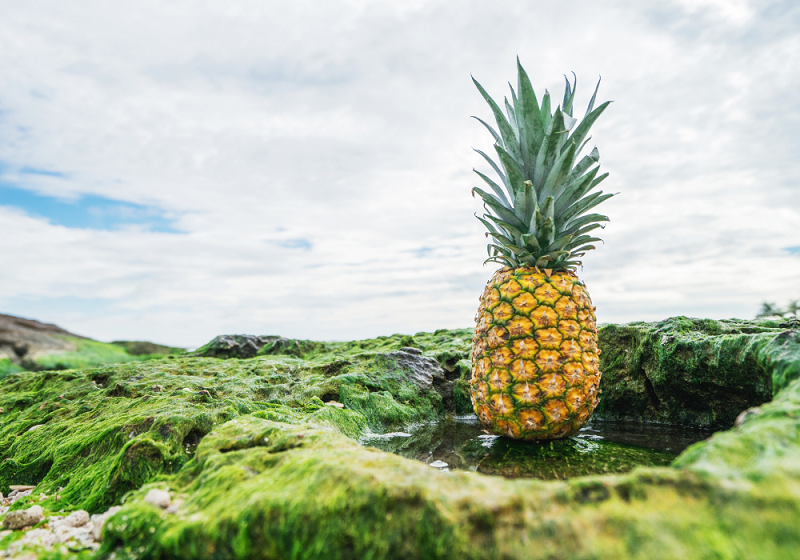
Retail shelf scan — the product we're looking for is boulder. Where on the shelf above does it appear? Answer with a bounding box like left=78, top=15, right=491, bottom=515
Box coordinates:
left=597, top=317, right=800, bottom=428
left=191, top=334, right=280, bottom=359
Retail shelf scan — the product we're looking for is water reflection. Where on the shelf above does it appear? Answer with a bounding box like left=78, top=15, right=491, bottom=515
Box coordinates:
left=360, top=416, right=712, bottom=480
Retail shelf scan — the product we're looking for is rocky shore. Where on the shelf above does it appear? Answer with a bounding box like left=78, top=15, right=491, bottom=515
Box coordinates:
left=0, top=317, right=798, bottom=559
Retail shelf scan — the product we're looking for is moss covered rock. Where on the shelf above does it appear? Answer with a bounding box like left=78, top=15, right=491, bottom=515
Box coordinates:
left=0, top=319, right=798, bottom=559
left=597, top=317, right=800, bottom=428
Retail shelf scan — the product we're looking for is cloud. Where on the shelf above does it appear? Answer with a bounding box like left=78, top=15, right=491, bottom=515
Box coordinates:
left=0, top=0, right=798, bottom=346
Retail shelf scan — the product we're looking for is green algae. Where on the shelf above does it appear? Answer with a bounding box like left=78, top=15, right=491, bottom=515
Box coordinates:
left=0, top=357, right=25, bottom=380
left=1, top=319, right=800, bottom=559
left=0, top=343, right=445, bottom=514
left=11, top=335, right=185, bottom=375
left=597, top=317, right=799, bottom=428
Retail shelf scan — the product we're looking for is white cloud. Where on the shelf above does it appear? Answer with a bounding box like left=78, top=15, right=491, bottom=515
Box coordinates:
left=1, top=0, right=799, bottom=346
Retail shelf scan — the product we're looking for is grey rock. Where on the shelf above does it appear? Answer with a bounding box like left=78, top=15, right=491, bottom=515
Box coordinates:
left=91, top=506, right=122, bottom=541
left=144, top=488, right=171, bottom=508
left=384, top=349, right=445, bottom=391
left=2, top=504, right=43, bottom=530
left=0, top=313, right=85, bottom=370
left=27, top=504, right=43, bottom=524
left=65, top=509, right=90, bottom=527
left=17, top=527, right=56, bottom=548
left=192, top=334, right=279, bottom=359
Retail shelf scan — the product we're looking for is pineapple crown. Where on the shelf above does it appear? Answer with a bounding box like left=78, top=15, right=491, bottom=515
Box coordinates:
left=472, top=58, right=614, bottom=271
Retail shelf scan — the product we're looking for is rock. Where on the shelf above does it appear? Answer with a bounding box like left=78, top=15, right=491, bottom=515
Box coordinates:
left=192, top=334, right=279, bottom=359
left=259, top=337, right=328, bottom=358
left=597, top=317, right=800, bottom=428
left=16, top=527, right=56, bottom=547
left=324, top=401, right=344, bottom=408
left=64, top=509, right=90, bottom=527
left=26, top=504, right=43, bottom=524
left=165, top=499, right=183, bottom=514
left=9, top=485, right=36, bottom=491
left=2, top=504, right=44, bottom=529
left=111, top=340, right=183, bottom=356
left=0, top=313, right=84, bottom=369
left=2, top=510, right=30, bottom=530
left=144, top=488, right=171, bottom=508
left=384, top=349, right=446, bottom=391
left=91, top=506, right=122, bottom=542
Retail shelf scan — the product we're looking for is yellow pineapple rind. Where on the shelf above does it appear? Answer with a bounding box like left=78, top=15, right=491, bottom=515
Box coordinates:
left=471, top=266, right=601, bottom=441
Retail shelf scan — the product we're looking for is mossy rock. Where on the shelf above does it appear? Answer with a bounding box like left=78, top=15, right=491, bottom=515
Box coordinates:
left=0, top=319, right=799, bottom=559
left=597, top=317, right=800, bottom=428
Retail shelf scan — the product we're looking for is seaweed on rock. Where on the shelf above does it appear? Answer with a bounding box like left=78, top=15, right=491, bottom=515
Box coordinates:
left=0, top=320, right=799, bottom=559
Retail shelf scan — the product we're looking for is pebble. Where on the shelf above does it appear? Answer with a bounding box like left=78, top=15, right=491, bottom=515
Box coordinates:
left=64, top=509, right=91, bottom=527
left=91, top=506, right=122, bottom=542
left=0, top=484, right=117, bottom=555
left=324, top=401, right=345, bottom=408
left=16, top=527, right=56, bottom=548
left=429, top=460, right=449, bottom=468
left=144, top=488, right=171, bottom=508
left=165, top=498, right=183, bottom=514
left=2, top=504, right=43, bottom=530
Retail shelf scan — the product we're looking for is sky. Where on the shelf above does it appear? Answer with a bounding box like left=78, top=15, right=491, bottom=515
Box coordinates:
left=1, top=0, right=799, bottom=347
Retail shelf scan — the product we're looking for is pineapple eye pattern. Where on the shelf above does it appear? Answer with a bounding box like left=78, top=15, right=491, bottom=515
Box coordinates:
left=472, top=267, right=601, bottom=440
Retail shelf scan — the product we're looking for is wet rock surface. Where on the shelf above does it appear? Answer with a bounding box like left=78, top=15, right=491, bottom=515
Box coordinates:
left=0, top=320, right=799, bottom=559
left=597, top=317, right=800, bottom=428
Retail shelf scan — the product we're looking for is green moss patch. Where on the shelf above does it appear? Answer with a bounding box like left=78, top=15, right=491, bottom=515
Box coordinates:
left=597, top=317, right=800, bottom=428
left=1, top=320, right=799, bottom=559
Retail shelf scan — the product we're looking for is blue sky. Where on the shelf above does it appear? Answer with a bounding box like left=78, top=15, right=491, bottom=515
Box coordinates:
left=1, top=0, right=799, bottom=347
left=0, top=182, right=179, bottom=232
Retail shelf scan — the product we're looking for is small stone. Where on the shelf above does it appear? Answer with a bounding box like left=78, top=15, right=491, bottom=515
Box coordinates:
left=2, top=504, right=43, bottom=530
left=9, top=485, right=36, bottom=491
left=91, top=505, right=122, bottom=541
left=735, top=406, right=761, bottom=427
left=144, top=488, right=171, bottom=508
left=65, top=509, right=90, bottom=527
left=165, top=499, right=183, bottom=514
left=2, top=510, right=30, bottom=530
left=429, top=460, right=448, bottom=468
left=152, top=385, right=164, bottom=392
left=17, top=527, right=56, bottom=548
left=324, top=401, right=344, bottom=408
left=26, top=504, right=44, bottom=524
left=28, top=424, right=44, bottom=431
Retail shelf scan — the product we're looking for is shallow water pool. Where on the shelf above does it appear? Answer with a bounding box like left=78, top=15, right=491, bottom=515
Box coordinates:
left=360, top=416, right=712, bottom=480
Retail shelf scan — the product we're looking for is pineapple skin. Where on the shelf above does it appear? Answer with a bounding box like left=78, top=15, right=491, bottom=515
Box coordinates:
left=470, top=267, right=601, bottom=440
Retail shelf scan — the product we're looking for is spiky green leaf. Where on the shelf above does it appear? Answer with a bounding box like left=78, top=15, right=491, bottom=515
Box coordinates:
left=472, top=76, right=521, bottom=159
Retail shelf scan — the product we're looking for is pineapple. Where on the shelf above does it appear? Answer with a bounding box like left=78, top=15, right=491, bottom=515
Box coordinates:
left=470, top=59, right=613, bottom=440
